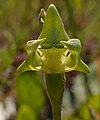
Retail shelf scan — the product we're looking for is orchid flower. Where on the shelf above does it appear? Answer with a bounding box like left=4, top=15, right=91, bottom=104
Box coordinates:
left=17, top=4, right=90, bottom=120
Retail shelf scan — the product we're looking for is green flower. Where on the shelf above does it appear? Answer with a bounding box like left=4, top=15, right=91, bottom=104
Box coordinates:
left=18, top=4, right=90, bottom=74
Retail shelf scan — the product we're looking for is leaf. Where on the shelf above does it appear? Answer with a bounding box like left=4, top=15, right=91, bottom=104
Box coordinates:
left=16, top=71, right=44, bottom=116
left=16, top=105, right=36, bottom=120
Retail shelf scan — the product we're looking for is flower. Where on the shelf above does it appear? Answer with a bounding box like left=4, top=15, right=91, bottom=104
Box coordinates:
left=18, top=4, right=90, bottom=74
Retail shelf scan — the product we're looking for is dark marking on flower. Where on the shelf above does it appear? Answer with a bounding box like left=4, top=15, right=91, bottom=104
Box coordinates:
left=66, top=51, right=70, bottom=57
left=37, top=51, right=43, bottom=57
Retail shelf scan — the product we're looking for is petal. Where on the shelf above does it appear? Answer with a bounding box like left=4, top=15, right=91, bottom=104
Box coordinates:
left=39, top=4, right=69, bottom=47
left=74, top=59, right=90, bottom=73
left=60, top=39, right=90, bottom=73
left=60, top=39, right=81, bottom=55
left=26, top=38, right=45, bottom=55
left=17, top=53, right=41, bottom=73
left=17, top=38, right=45, bottom=73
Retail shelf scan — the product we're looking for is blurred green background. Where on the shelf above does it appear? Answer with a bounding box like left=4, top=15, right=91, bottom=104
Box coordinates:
left=0, top=0, right=100, bottom=120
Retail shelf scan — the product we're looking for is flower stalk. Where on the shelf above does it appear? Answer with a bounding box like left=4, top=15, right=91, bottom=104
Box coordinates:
left=45, top=73, right=64, bottom=120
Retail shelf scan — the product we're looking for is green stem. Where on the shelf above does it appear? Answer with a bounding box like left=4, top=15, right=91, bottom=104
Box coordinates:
left=52, top=99, right=62, bottom=120
left=45, top=73, right=65, bottom=120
